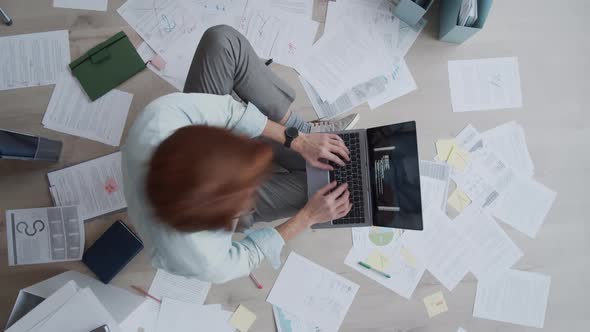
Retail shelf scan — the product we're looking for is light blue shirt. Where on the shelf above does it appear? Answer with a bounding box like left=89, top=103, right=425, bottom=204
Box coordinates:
left=122, top=93, right=285, bottom=283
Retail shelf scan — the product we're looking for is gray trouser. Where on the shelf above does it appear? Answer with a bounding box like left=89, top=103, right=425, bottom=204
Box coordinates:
left=184, top=25, right=307, bottom=227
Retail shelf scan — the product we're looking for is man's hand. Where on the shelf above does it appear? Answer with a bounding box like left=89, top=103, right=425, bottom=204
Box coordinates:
left=291, top=132, right=350, bottom=170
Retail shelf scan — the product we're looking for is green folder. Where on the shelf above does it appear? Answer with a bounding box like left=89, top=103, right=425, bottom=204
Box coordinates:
left=69, top=31, right=146, bottom=101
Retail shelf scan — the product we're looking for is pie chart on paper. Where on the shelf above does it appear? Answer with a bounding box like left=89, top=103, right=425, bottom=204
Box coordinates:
left=368, top=227, right=396, bottom=246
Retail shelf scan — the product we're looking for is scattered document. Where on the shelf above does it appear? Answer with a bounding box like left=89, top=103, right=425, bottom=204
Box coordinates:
left=492, top=174, right=556, bottom=238
left=299, top=22, right=389, bottom=103
left=156, top=298, right=233, bottom=332
left=273, top=305, right=322, bottom=332
left=403, top=208, right=473, bottom=291
left=43, top=73, right=133, bottom=146
left=473, top=270, right=551, bottom=328
left=53, top=0, right=108, bottom=11
left=149, top=269, right=211, bottom=304
left=270, top=0, right=313, bottom=18
left=482, top=121, right=534, bottom=177
left=457, top=328, right=467, bottom=332
left=448, top=57, right=523, bottom=112
left=397, top=18, right=427, bottom=57
left=423, top=291, right=448, bottom=318
left=48, top=151, right=127, bottom=220
left=120, top=300, right=160, bottom=332
left=419, top=160, right=451, bottom=211
left=0, top=30, right=70, bottom=91
left=267, top=252, right=359, bottom=331
left=300, top=75, right=387, bottom=119
left=6, top=206, right=84, bottom=266
left=453, top=207, right=523, bottom=280
left=230, top=305, right=257, bottom=332
left=118, top=0, right=200, bottom=55
left=368, top=59, right=417, bottom=109
left=137, top=42, right=186, bottom=91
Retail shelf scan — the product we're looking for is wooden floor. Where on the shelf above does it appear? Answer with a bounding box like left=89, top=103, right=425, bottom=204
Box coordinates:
left=1, top=0, right=589, bottom=331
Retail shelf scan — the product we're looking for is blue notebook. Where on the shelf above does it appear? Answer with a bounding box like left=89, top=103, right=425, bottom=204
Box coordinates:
left=82, top=220, right=143, bottom=284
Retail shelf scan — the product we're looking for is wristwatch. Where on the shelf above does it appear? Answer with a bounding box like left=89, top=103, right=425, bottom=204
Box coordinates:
left=284, top=127, right=299, bottom=148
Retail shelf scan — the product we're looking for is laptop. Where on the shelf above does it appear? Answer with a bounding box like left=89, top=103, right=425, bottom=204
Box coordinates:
left=306, top=121, right=423, bottom=230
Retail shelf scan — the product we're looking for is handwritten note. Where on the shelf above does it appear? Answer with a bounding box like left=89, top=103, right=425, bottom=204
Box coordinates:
left=423, top=291, right=448, bottom=318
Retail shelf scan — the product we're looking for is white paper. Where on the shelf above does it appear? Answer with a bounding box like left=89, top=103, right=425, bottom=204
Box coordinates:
left=300, top=75, right=387, bottom=119
left=368, top=59, right=417, bottom=109
left=402, top=208, right=474, bottom=291
left=6, top=281, right=79, bottom=332
left=5, top=206, right=84, bottom=266
left=453, top=206, right=523, bottom=279
left=117, top=0, right=200, bottom=55
left=473, top=270, right=551, bottom=328
left=156, top=298, right=234, bottom=332
left=448, top=57, right=523, bottom=112
left=42, top=73, right=133, bottom=146
left=48, top=152, right=127, bottom=220
left=419, top=160, right=451, bottom=211
left=34, top=287, right=122, bottom=332
left=267, top=252, right=359, bottom=331
left=137, top=42, right=186, bottom=91
left=273, top=305, right=322, bottom=332
left=345, top=228, right=425, bottom=299
left=148, top=269, right=211, bottom=304
left=396, top=18, right=427, bottom=56
left=53, top=0, right=108, bottom=11
left=0, top=30, right=70, bottom=91
left=270, top=0, right=313, bottom=18
left=237, top=1, right=319, bottom=69
left=299, top=22, right=389, bottom=103
left=492, top=174, right=556, bottom=238
left=482, top=121, right=534, bottom=177
left=120, top=300, right=160, bottom=332
left=457, top=328, right=467, bottom=332
left=23, top=270, right=145, bottom=324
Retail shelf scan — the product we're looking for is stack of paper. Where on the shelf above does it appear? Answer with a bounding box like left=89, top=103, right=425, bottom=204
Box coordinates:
left=298, top=0, right=425, bottom=118
left=48, top=152, right=127, bottom=221
left=7, top=281, right=123, bottom=332
left=268, top=252, right=359, bottom=332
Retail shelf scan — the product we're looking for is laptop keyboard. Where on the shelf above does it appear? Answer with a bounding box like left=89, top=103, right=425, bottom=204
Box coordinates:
left=329, top=132, right=366, bottom=225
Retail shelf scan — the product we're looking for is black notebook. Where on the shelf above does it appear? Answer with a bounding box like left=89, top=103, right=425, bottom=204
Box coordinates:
left=82, top=220, right=143, bottom=284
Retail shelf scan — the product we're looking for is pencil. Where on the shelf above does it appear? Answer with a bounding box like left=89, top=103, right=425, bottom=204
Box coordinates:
left=131, top=285, right=162, bottom=303
left=249, top=273, right=263, bottom=289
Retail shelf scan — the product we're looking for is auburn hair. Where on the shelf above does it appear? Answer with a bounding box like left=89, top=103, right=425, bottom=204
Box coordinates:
left=146, top=125, right=273, bottom=233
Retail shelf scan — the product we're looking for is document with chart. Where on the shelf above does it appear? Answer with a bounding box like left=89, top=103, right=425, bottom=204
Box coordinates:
left=6, top=206, right=84, bottom=266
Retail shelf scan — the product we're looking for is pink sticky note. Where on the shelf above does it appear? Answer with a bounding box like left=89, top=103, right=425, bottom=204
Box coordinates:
left=150, top=55, right=166, bottom=71
left=104, top=178, right=119, bottom=194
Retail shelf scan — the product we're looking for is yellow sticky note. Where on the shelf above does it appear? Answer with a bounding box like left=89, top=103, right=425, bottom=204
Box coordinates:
left=229, top=305, right=256, bottom=332
left=435, top=139, right=456, bottom=161
left=400, top=247, right=417, bottom=268
left=447, top=146, right=470, bottom=171
left=448, top=187, right=472, bottom=212
left=423, top=291, right=448, bottom=318
left=365, top=249, right=390, bottom=271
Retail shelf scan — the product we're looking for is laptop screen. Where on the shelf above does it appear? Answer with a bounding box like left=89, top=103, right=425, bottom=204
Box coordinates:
left=367, top=121, right=423, bottom=230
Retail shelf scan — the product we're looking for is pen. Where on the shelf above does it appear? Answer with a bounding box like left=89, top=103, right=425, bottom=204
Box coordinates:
left=0, top=8, right=12, bottom=26
left=358, top=261, right=391, bottom=278
left=264, top=58, right=273, bottom=66
left=249, top=273, right=263, bottom=289
left=130, top=285, right=162, bottom=303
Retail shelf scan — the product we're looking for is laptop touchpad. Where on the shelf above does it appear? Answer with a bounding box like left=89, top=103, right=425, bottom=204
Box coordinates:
left=305, top=162, right=330, bottom=199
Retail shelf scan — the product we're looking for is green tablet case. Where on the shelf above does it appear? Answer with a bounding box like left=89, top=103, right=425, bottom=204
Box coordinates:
left=69, top=31, right=146, bottom=101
